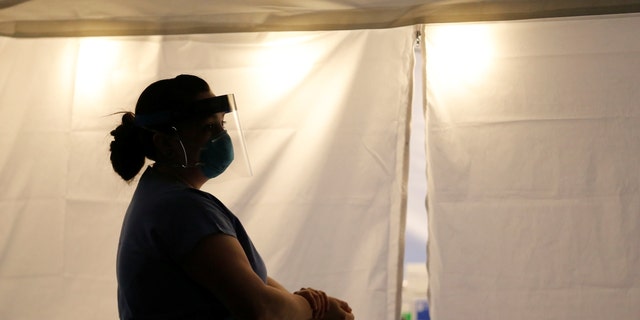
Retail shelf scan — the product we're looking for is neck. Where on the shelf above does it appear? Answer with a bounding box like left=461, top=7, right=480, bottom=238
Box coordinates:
left=153, top=163, right=206, bottom=189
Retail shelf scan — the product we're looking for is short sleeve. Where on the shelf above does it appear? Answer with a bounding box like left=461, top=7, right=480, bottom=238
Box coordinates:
left=152, top=190, right=237, bottom=261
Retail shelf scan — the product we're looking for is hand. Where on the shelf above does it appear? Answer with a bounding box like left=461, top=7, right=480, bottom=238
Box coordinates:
left=294, top=288, right=329, bottom=319
left=333, top=297, right=352, bottom=314
left=322, top=297, right=354, bottom=320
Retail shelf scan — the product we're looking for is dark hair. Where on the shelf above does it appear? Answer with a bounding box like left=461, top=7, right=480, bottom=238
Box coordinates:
left=109, top=74, right=211, bottom=181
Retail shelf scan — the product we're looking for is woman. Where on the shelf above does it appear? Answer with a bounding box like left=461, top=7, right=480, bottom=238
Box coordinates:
left=110, top=74, right=354, bottom=320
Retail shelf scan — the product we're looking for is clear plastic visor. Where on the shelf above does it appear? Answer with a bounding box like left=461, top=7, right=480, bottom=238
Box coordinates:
left=216, top=94, right=252, bottom=181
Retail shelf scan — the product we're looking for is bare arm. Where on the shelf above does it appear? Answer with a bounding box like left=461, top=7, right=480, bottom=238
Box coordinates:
left=267, top=277, right=289, bottom=291
left=268, top=277, right=351, bottom=320
left=181, top=234, right=313, bottom=320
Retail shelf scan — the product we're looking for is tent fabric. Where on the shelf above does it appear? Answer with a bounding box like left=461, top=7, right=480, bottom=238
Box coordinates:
left=3, top=0, right=640, bottom=37
left=3, top=1, right=640, bottom=319
left=424, top=14, right=640, bottom=319
left=0, top=26, right=416, bottom=319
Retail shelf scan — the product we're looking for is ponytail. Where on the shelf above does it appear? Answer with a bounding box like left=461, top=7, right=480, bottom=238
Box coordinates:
left=109, top=112, right=147, bottom=182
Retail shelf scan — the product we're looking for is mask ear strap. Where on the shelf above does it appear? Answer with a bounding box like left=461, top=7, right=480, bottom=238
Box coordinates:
left=171, top=126, right=189, bottom=168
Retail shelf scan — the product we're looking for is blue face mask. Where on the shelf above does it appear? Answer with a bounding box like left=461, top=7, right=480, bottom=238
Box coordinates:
left=199, top=131, right=234, bottom=178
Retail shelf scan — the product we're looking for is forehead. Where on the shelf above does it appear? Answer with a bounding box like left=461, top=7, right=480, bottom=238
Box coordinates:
left=203, top=112, right=225, bottom=122
left=180, top=112, right=225, bottom=127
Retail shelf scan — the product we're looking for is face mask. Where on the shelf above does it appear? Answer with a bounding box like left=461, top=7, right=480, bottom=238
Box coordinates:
left=199, top=131, right=235, bottom=178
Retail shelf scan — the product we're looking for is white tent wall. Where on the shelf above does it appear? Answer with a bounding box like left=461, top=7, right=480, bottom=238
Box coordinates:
left=424, top=14, right=640, bottom=320
left=0, top=27, right=416, bottom=319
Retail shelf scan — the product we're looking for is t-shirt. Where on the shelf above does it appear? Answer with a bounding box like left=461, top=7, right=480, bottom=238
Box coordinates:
left=116, top=166, right=267, bottom=320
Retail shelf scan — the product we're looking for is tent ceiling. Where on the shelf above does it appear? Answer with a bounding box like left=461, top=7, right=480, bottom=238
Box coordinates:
left=2, top=0, right=640, bottom=37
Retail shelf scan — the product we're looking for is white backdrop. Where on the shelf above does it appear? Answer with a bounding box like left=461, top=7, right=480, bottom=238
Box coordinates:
left=425, top=14, right=640, bottom=320
left=0, top=27, right=416, bottom=319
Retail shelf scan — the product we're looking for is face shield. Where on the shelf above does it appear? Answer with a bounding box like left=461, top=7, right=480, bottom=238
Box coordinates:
left=211, top=94, right=253, bottom=180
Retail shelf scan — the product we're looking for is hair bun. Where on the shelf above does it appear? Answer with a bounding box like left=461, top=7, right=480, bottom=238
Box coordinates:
left=110, top=112, right=146, bottom=181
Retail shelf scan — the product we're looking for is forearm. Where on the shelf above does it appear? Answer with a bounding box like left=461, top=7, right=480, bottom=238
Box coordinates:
left=258, top=285, right=313, bottom=320
left=182, top=235, right=313, bottom=320
left=266, top=277, right=289, bottom=292
left=262, top=278, right=353, bottom=320
left=264, top=277, right=318, bottom=319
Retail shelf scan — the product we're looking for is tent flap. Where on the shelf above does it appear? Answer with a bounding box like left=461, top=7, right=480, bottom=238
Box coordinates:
left=0, top=27, right=416, bottom=319
left=424, top=15, right=640, bottom=320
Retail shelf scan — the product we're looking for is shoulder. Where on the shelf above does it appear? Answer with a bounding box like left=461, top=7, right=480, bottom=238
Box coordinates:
left=150, top=188, right=225, bottom=220
left=168, top=188, right=230, bottom=217
left=128, top=180, right=232, bottom=227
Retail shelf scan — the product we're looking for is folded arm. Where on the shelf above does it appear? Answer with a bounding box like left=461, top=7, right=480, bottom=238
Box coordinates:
left=181, top=234, right=313, bottom=320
